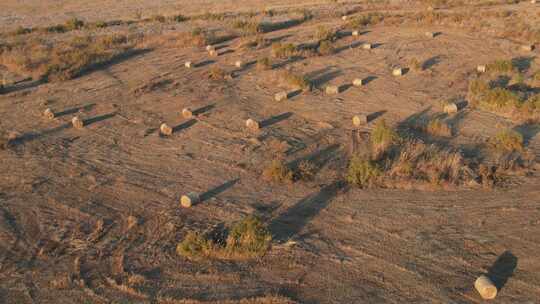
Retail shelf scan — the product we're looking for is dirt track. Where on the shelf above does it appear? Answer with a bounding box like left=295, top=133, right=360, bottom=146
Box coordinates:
left=1, top=0, right=540, bottom=303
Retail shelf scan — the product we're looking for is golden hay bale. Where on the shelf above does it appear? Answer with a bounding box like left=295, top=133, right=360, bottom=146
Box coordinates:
left=180, top=192, right=200, bottom=208
left=274, top=91, right=288, bottom=101
left=353, top=78, right=364, bottom=87
left=392, top=68, right=403, bottom=76
left=72, top=116, right=84, bottom=129
left=43, top=108, right=55, bottom=119
left=246, top=118, right=260, bottom=131
left=474, top=275, right=497, bottom=300
left=182, top=108, right=193, bottom=119
left=325, top=85, right=340, bottom=95
left=363, top=43, right=372, bottom=50
left=160, top=123, right=173, bottom=136
left=352, top=115, right=368, bottom=127
left=443, top=102, right=458, bottom=114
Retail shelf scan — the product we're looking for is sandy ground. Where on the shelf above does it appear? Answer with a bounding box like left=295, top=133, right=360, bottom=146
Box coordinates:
left=1, top=0, right=540, bottom=303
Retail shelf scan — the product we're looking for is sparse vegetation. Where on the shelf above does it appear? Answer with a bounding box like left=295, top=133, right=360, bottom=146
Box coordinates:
left=426, top=118, right=452, bottom=137
left=271, top=43, right=299, bottom=59
left=346, top=156, right=382, bottom=188
left=256, top=57, right=272, bottom=70
left=317, top=40, right=336, bottom=56
left=0, top=34, right=133, bottom=81
left=262, top=159, right=294, bottom=183
left=489, top=129, right=524, bottom=153
left=371, top=119, right=398, bottom=157
left=208, top=66, right=228, bottom=80
left=177, top=216, right=271, bottom=260
left=278, top=69, right=311, bottom=91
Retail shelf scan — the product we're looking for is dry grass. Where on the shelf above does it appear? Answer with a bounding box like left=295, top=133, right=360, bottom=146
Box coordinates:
left=270, top=43, right=299, bottom=59
left=262, top=159, right=294, bottom=183
left=157, top=295, right=296, bottom=304
left=425, top=118, right=452, bottom=137
left=276, top=69, right=311, bottom=91
left=0, top=34, right=134, bottom=81
left=256, top=57, right=273, bottom=70
left=489, top=129, right=524, bottom=153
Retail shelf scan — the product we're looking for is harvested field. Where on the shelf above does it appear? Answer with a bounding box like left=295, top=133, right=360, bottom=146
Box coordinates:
left=1, top=0, right=540, bottom=303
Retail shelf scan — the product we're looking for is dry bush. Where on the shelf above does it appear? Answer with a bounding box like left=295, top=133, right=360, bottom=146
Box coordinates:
left=270, top=43, right=299, bottom=59
left=489, top=129, right=523, bottom=153
left=256, top=57, right=272, bottom=70
left=487, top=59, right=515, bottom=74
left=239, top=35, right=268, bottom=49
left=296, top=160, right=317, bottom=181
left=208, top=66, right=228, bottom=80
left=371, top=119, right=398, bottom=157
left=175, top=28, right=217, bottom=48
left=409, top=58, right=422, bottom=71
left=317, top=40, right=336, bottom=56
left=346, top=12, right=386, bottom=29
left=157, top=295, right=296, bottom=304
left=467, top=74, right=540, bottom=121
left=176, top=231, right=213, bottom=259
left=426, top=118, right=452, bottom=137
left=176, top=216, right=271, bottom=260
left=0, top=34, right=132, bottom=81
left=232, top=19, right=262, bottom=35
left=262, top=159, right=294, bottom=183
left=314, top=26, right=337, bottom=41
left=276, top=69, right=311, bottom=91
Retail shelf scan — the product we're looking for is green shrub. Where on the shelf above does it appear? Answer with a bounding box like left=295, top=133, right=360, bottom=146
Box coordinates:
left=315, top=26, right=336, bottom=41
left=176, top=232, right=212, bottom=259
left=490, top=129, right=523, bottom=153
left=346, top=156, right=381, bottom=188
left=371, top=119, right=398, bottom=155
left=226, top=216, right=271, bottom=257
left=487, top=59, right=515, bottom=74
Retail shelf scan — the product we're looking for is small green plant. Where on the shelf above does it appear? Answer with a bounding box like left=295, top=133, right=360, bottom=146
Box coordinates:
left=346, top=156, right=381, bottom=188
left=262, top=159, right=294, bottom=183
left=489, top=129, right=523, bottom=153
left=371, top=119, right=398, bottom=155
left=225, top=216, right=271, bottom=257
left=172, top=14, right=188, bottom=22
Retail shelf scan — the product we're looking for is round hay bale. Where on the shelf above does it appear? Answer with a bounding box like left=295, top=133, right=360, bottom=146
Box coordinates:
left=206, top=45, right=215, bottom=52
left=246, top=118, right=260, bottom=131
left=353, top=115, right=368, bottom=127
left=392, top=68, right=403, bottom=76
left=444, top=103, right=458, bottom=114
left=363, top=43, right=372, bottom=50
left=181, top=192, right=200, bottom=208
left=209, top=50, right=218, bottom=57
left=72, top=116, right=84, bottom=129
left=341, top=16, right=348, bottom=21
left=352, top=30, right=359, bottom=36
left=326, top=85, right=339, bottom=95
left=474, top=275, right=497, bottom=300
left=353, top=78, right=364, bottom=87
left=235, top=60, right=244, bottom=68
left=477, top=65, right=487, bottom=73
left=185, top=61, right=192, bottom=68
left=274, top=91, right=288, bottom=101
left=43, top=108, right=55, bottom=120
left=425, top=31, right=435, bottom=38
left=160, top=123, right=173, bottom=136
left=182, top=108, right=193, bottom=119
